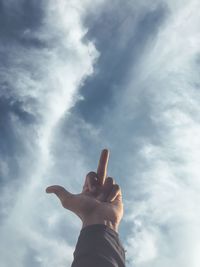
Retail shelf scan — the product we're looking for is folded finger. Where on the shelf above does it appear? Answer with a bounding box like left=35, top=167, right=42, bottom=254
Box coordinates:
left=83, top=171, right=98, bottom=192
left=96, top=177, right=115, bottom=201
left=103, top=176, right=115, bottom=193
left=106, top=184, right=121, bottom=202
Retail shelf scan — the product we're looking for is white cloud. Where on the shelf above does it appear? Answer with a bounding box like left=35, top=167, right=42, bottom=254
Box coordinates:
left=65, top=1, right=199, bottom=266
left=116, top=1, right=200, bottom=266
left=0, top=1, right=102, bottom=266
left=1, top=0, right=200, bottom=267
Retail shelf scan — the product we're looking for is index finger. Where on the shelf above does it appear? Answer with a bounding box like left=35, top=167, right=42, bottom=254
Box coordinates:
left=97, top=149, right=110, bottom=186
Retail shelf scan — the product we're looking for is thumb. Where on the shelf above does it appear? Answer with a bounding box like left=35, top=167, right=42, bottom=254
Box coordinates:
left=46, top=185, right=75, bottom=211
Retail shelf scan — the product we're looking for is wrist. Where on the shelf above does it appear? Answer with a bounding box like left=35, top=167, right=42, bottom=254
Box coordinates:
left=82, top=218, right=119, bottom=233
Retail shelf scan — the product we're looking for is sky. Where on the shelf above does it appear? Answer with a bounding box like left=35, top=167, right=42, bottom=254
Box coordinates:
left=0, top=0, right=200, bottom=266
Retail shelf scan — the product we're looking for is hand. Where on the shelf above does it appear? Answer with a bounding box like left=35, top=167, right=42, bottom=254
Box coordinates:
left=46, top=149, right=124, bottom=232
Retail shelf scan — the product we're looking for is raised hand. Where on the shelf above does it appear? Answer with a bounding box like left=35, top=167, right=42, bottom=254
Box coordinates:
left=46, top=149, right=124, bottom=232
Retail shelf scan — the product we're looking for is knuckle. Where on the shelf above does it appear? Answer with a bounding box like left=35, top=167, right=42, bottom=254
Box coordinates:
left=106, top=177, right=114, bottom=184
left=86, top=171, right=97, bottom=177
left=114, top=184, right=120, bottom=191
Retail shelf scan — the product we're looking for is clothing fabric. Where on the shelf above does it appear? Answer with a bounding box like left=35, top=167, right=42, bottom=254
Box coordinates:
left=71, top=224, right=126, bottom=267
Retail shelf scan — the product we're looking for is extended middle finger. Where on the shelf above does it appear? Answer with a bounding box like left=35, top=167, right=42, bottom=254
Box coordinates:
left=97, top=149, right=109, bottom=186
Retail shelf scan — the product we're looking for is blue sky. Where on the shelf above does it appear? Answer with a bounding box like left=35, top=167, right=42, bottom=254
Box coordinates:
left=0, top=1, right=200, bottom=266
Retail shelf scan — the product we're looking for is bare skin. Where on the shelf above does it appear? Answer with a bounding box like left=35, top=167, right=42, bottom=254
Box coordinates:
left=46, top=149, right=123, bottom=232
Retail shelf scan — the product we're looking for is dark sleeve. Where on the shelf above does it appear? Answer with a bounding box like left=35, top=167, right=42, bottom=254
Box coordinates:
left=71, top=224, right=126, bottom=267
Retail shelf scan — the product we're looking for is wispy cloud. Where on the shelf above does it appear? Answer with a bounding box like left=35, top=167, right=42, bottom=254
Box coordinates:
left=0, top=1, right=100, bottom=266
left=0, top=0, right=200, bottom=267
left=59, top=1, right=200, bottom=266
left=107, top=1, right=200, bottom=266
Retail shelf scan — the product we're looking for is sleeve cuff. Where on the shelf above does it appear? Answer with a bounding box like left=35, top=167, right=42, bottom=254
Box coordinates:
left=81, top=224, right=119, bottom=237
left=73, top=224, right=126, bottom=267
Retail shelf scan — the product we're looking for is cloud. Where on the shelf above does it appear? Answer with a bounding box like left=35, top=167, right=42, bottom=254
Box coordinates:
left=54, top=1, right=200, bottom=266
left=0, top=0, right=101, bottom=266
left=105, top=1, right=200, bottom=266
left=72, top=0, right=168, bottom=125
left=0, top=0, right=200, bottom=267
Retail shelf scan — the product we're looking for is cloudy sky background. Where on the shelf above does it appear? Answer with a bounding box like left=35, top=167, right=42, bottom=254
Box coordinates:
left=0, top=0, right=200, bottom=266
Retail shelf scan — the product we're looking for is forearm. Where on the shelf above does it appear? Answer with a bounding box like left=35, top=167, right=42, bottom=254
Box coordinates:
left=71, top=224, right=126, bottom=267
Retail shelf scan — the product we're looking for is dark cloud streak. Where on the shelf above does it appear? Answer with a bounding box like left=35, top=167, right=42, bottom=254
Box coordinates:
left=0, top=0, right=45, bottom=47
left=72, top=3, right=168, bottom=125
